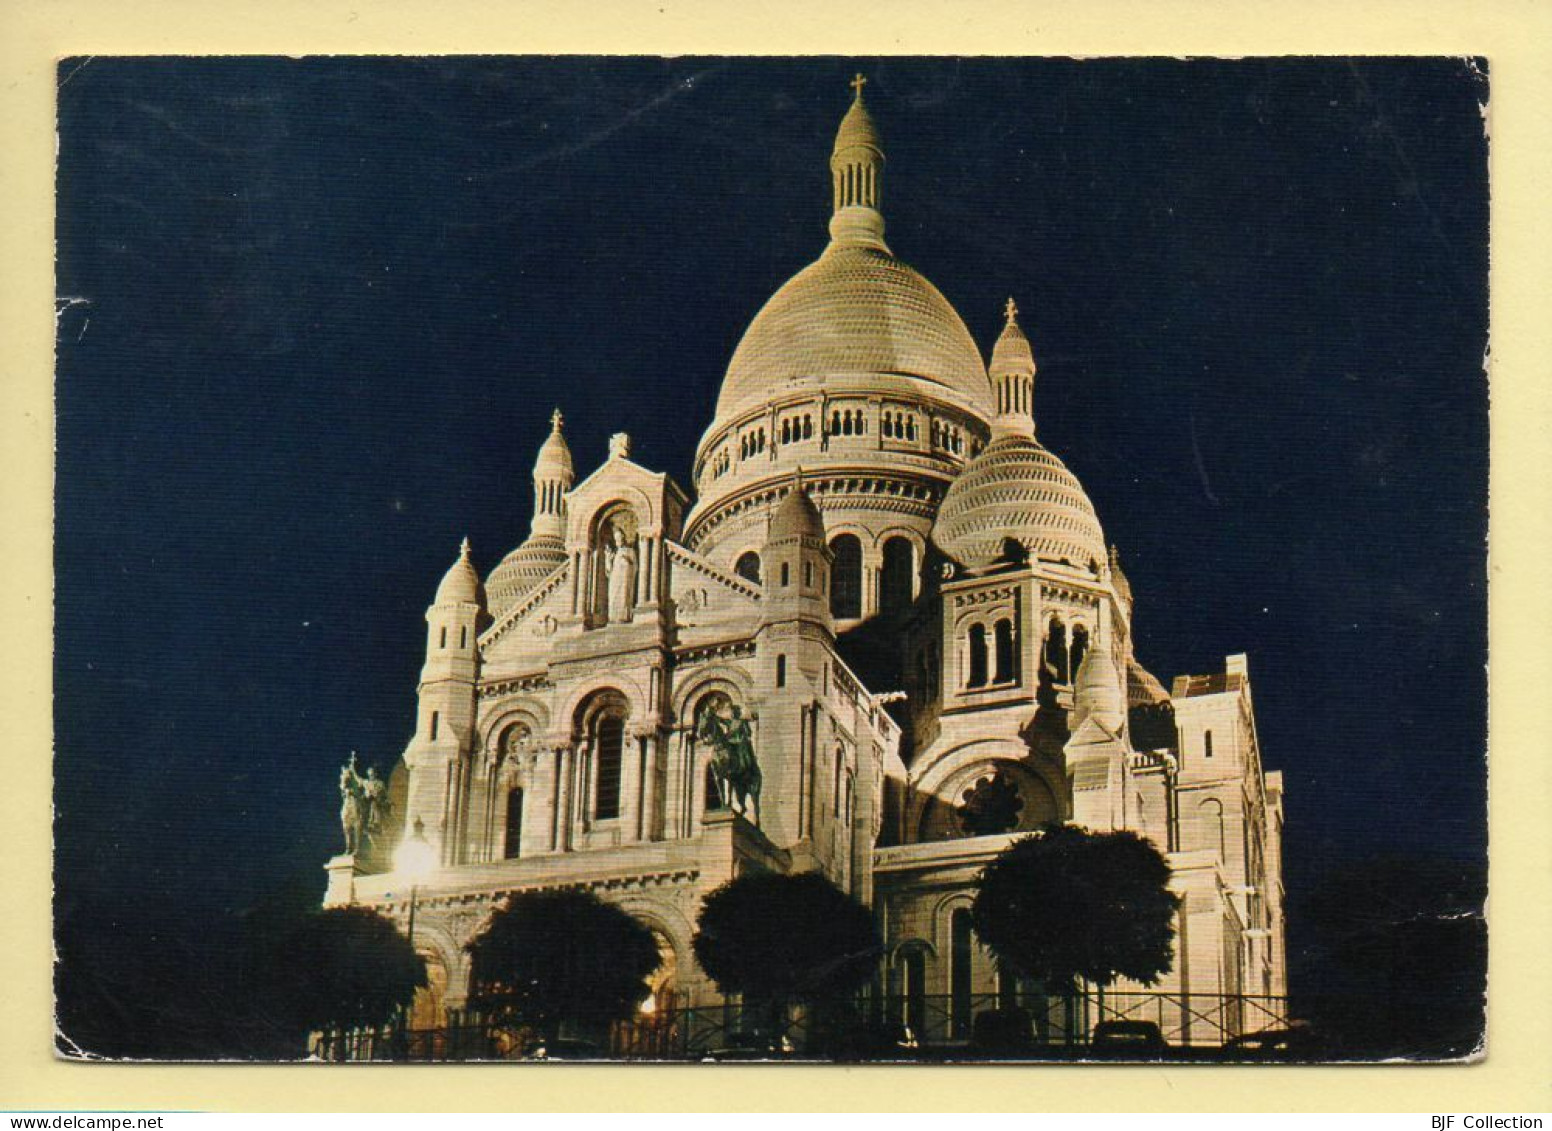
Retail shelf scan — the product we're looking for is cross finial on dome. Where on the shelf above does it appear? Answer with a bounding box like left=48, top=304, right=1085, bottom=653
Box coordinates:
left=850, top=72, right=867, bottom=99
left=1004, top=297, right=1019, bottom=323
left=550, top=408, right=563, bottom=432
left=459, top=536, right=471, bottom=559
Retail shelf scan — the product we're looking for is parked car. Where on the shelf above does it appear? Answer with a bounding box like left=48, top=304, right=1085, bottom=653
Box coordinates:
left=1089, top=1020, right=1168, bottom=1058
left=521, top=1037, right=605, bottom=1061
left=1219, top=1026, right=1324, bottom=1061
left=968, top=1007, right=1036, bottom=1057
left=700, top=1029, right=797, bottom=1062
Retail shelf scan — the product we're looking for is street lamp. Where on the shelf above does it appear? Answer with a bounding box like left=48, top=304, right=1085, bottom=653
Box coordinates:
left=391, top=817, right=437, bottom=1058
left=394, top=817, right=437, bottom=944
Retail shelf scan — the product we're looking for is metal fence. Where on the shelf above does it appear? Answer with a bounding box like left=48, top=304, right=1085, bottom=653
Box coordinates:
left=310, top=990, right=1293, bottom=1062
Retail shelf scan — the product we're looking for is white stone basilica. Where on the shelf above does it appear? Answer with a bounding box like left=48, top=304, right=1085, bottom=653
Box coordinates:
left=324, top=78, right=1288, bottom=1044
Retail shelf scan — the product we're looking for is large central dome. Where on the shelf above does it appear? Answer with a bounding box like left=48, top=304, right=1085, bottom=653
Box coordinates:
left=715, top=243, right=995, bottom=423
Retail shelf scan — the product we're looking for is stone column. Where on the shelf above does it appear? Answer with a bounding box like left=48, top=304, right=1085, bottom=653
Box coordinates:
left=621, top=727, right=645, bottom=842
left=641, top=732, right=661, bottom=841
left=555, top=745, right=573, bottom=852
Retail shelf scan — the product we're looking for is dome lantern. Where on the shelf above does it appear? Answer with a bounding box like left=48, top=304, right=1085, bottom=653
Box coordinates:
left=828, top=74, right=888, bottom=251
left=990, top=298, right=1038, bottom=440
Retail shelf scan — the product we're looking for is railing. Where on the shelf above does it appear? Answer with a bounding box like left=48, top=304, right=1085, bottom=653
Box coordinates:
left=311, top=991, right=1293, bottom=1062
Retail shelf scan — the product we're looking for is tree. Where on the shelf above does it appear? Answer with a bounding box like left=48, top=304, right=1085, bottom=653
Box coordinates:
left=465, top=889, right=660, bottom=1044
left=271, top=906, right=427, bottom=1059
left=971, top=825, right=1178, bottom=994
left=693, top=870, right=881, bottom=1038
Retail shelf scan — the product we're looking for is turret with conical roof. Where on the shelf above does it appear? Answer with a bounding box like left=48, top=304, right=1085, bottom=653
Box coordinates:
left=761, top=473, right=833, bottom=634
left=410, top=537, right=485, bottom=863
left=1071, top=634, right=1126, bottom=734
left=487, top=410, right=575, bottom=619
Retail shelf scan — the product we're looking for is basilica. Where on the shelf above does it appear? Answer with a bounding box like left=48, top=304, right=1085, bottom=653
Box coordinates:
left=324, top=78, right=1288, bottom=1048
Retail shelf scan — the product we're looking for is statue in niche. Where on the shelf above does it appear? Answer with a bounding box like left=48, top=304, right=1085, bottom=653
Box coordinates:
left=699, top=699, right=762, bottom=825
left=604, top=524, right=637, bottom=624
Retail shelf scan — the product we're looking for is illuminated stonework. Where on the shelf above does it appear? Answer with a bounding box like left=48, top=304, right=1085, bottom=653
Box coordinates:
left=324, top=79, right=1288, bottom=1043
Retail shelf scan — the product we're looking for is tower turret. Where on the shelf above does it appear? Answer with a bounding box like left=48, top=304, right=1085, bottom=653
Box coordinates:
left=761, top=474, right=834, bottom=634
left=1071, top=633, right=1126, bottom=735
left=405, top=538, right=485, bottom=863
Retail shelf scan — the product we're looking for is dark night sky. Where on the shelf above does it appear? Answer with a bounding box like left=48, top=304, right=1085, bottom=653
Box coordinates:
left=54, top=58, right=1488, bottom=977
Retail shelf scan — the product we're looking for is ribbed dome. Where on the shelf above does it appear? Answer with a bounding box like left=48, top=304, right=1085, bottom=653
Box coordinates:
left=768, top=481, right=825, bottom=544
left=933, top=434, right=1106, bottom=568
left=715, top=244, right=995, bottom=423
left=486, top=537, right=567, bottom=619
left=435, top=539, right=483, bottom=605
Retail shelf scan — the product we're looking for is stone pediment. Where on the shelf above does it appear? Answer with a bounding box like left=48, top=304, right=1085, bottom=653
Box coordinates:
left=566, top=447, right=689, bottom=546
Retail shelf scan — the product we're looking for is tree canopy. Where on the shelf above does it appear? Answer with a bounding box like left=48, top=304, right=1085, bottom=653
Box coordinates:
left=465, top=889, right=660, bottom=1040
left=271, top=906, right=427, bottom=1040
left=971, top=824, right=1178, bottom=991
left=693, top=870, right=880, bottom=1008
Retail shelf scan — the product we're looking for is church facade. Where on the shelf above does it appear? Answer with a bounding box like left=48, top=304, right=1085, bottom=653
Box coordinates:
left=324, top=79, right=1288, bottom=1046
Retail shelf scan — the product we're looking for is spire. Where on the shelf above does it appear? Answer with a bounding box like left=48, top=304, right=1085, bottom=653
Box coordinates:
left=828, top=73, right=888, bottom=251
left=990, top=298, right=1038, bottom=439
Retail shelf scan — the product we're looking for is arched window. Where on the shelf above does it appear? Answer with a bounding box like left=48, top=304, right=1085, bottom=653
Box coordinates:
left=1070, top=624, right=1090, bottom=677
left=880, top=536, right=914, bottom=614
left=781, top=419, right=791, bottom=444
left=503, top=788, right=524, bottom=859
left=993, top=618, right=1016, bottom=683
left=780, top=561, right=790, bottom=587
left=1199, top=797, right=1226, bottom=860
left=967, top=624, right=989, bottom=688
left=829, top=534, right=862, bottom=619
left=804, top=561, right=813, bottom=588
left=439, top=626, right=447, bottom=649
left=594, top=714, right=625, bottom=821
left=1204, top=729, right=1215, bottom=758
left=776, top=655, right=787, bottom=688
left=831, top=410, right=841, bottom=435
left=735, top=551, right=762, bottom=584
left=1044, top=617, right=1069, bottom=682
left=951, top=908, right=974, bottom=1039
left=802, top=415, right=813, bottom=440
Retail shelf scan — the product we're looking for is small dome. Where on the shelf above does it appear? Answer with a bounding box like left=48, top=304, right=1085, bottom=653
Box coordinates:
left=434, top=538, right=483, bottom=606
left=535, top=409, right=574, bottom=479
left=932, top=434, right=1106, bottom=568
left=1074, top=641, right=1126, bottom=731
left=768, top=480, right=825, bottom=544
left=486, top=536, right=566, bottom=619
